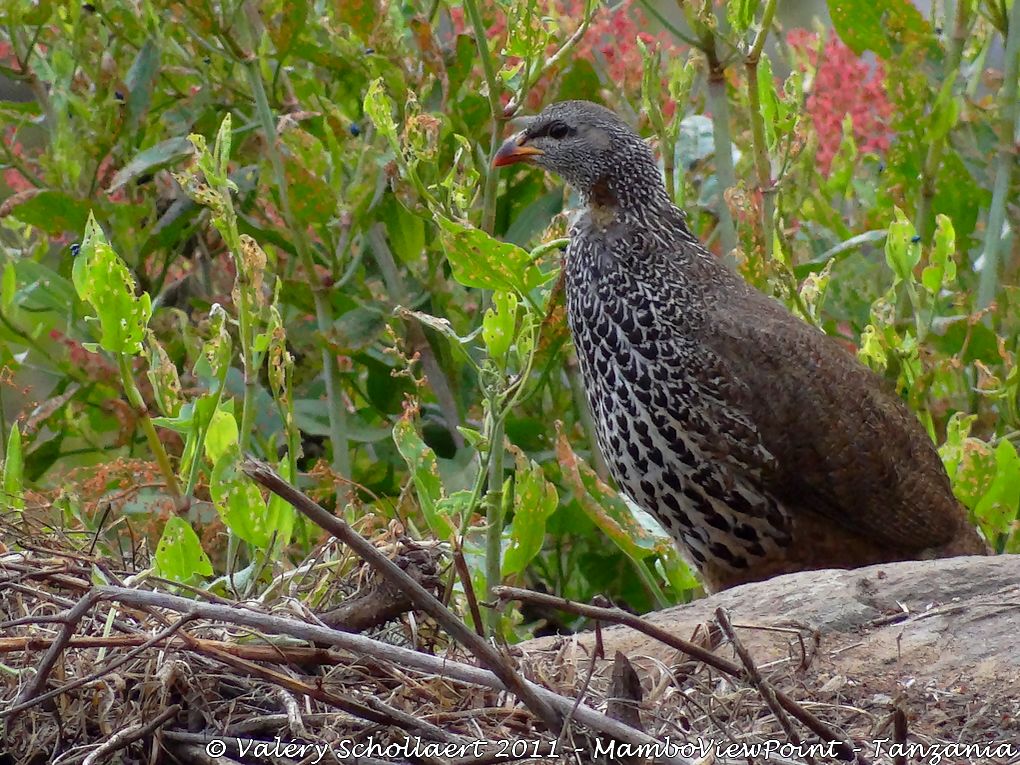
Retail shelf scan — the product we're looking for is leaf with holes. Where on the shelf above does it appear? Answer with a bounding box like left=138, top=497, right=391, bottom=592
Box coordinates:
left=72, top=213, right=152, bottom=355
left=503, top=448, right=558, bottom=576
left=393, top=412, right=455, bottom=539
left=436, top=215, right=551, bottom=295
left=155, top=516, right=213, bottom=582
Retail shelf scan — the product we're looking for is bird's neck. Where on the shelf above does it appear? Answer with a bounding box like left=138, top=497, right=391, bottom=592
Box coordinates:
left=582, top=171, right=684, bottom=234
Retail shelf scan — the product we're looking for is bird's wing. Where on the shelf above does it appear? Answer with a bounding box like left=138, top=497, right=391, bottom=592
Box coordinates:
left=702, top=282, right=959, bottom=551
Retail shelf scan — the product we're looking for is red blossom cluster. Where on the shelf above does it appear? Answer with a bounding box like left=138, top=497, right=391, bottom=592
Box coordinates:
left=567, top=0, right=681, bottom=98
left=787, top=29, right=893, bottom=175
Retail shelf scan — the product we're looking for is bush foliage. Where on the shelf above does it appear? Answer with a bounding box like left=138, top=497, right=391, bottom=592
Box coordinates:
left=1, top=0, right=1018, bottom=637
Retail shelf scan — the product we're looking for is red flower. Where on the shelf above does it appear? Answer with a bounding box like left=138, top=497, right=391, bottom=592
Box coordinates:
left=788, top=30, right=893, bottom=175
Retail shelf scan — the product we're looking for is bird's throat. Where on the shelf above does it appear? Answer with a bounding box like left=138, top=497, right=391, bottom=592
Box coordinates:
left=586, top=176, right=627, bottom=230
left=584, top=171, right=673, bottom=231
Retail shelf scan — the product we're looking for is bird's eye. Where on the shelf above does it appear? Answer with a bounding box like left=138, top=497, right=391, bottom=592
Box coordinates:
left=548, top=122, right=570, bottom=139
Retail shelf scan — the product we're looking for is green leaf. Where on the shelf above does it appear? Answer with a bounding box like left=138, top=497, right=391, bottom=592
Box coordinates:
left=436, top=215, right=551, bottom=295
left=125, top=39, right=160, bottom=132
left=380, top=196, right=425, bottom=266
left=928, top=80, right=959, bottom=144
left=210, top=446, right=271, bottom=547
left=395, top=307, right=479, bottom=370
left=154, top=394, right=223, bottom=483
left=482, top=291, right=517, bottom=367
left=331, top=305, right=387, bottom=354
left=393, top=411, right=455, bottom=539
left=6, top=190, right=90, bottom=234
left=363, top=78, right=400, bottom=155
left=269, top=0, right=308, bottom=55
left=3, top=424, right=24, bottom=512
left=338, top=0, right=378, bottom=37
left=503, top=449, right=558, bottom=576
left=72, top=213, right=152, bottom=355
left=827, top=0, right=930, bottom=58
left=154, top=516, right=213, bottom=582
left=921, top=214, right=957, bottom=294
left=204, top=409, right=239, bottom=465
left=108, top=137, right=195, bottom=192
left=727, top=0, right=760, bottom=37
left=884, top=207, right=920, bottom=283
left=555, top=429, right=674, bottom=561
left=756, top=53, right=782, bottom=152
left=265, top=460, right=296, bottom=552
left=144, top=332, right=183, bottom=417
left=974, top=439, right=1020, bottom=541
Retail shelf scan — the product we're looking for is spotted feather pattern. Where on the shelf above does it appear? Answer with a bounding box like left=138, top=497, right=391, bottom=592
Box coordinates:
left=565, top=203, right=793, bottom=577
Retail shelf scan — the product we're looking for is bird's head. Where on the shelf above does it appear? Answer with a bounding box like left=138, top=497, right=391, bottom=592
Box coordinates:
left=493, top=100, right=666, bottom=213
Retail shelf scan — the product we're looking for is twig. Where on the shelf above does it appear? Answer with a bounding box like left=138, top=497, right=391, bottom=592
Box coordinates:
left=4, top=608, right=195, bottom=720
left=183, top=634, right=461, bottom=743
left=453, top=544, right=486, bottom=638
left=715, top=607, right=817, bottom=765
left=240, top=458, right=563, bottom=734
left=80, top=584, right=692, bottom=764
left=494, top=584, right=865, bottom=763
left=892, top=704, right=908, bottom=765
left=80, top=704, right=182, bottom=765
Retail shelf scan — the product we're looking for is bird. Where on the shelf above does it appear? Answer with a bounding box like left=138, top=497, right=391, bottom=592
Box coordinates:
left=493, top=100, right=987, bottom=592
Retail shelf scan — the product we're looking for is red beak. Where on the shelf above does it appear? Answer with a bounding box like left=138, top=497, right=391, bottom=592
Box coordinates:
left=493, top=132, right=544, bottom=167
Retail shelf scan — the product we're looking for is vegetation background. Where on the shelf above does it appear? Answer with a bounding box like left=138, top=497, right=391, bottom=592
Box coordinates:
left=1, top=0, right=1017, bottom=639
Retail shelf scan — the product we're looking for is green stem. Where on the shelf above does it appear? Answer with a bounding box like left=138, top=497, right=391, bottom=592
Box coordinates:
left=239, top=22, right=351, bottom=498
left=977, top=0, right=1020, bottom=310
left=915, top=0, right=972, bottom=241
left=504, top=0, right=597, bottom=115
left=118, top=355, right=182, bottom=501
left=745, top=0, right=779, bottom=262
left=235, top=273, right=257, bottom=454
left=462, top=0, right=502, bottom=233
left=484, top=405, right=505, bottom=635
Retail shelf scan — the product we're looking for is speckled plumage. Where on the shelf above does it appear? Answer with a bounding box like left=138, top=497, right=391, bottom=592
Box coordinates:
left=495, top=101, right=986, bottom=591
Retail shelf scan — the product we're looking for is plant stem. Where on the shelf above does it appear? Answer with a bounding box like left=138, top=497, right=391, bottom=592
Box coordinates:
left=915, top=0, right=972, bottom=241
left=462, top=0, right=502, bottom=233
left=977, top=0, right=1020, bottom=310
left=503, top=0, right=597, bottom=115
left=235, top=269, right=257, bottom=455
left=238, top=14, right=352, bottom=499
left=484, top=405, right=505, bottom=635
left=744, top=0, right=779, bottom=262
left=118, top=355, right=182, bottom=501
left=703, top=38, right=738, bottom=261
